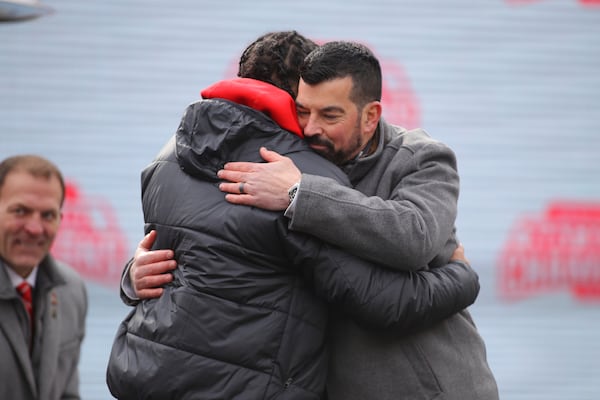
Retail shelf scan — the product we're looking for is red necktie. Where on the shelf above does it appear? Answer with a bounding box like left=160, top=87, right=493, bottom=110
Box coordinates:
left=16, top=281, right=34, bottom=349
left=17, top=281, right=33, bottom=319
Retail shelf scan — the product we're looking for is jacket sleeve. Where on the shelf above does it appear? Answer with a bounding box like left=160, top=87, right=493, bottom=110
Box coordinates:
left=119, top=259, right=140, bottom=306
left=289, top=139, right=459, bottom=271
left=294, top=239, right=479, bottom=333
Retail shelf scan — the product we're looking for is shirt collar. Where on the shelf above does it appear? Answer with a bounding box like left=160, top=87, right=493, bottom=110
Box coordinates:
left=3, top=263, right=38, bottom=289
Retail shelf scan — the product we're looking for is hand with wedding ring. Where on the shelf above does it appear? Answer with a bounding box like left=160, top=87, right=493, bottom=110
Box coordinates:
left=217, top=147, right=301, bottom=211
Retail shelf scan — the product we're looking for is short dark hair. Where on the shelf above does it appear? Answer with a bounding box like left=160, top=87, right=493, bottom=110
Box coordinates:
left=300, top=41, right=382, bottom=109
left=238, top=31, right=318, bottom=98
left=0, top=154, right=66, bottom=206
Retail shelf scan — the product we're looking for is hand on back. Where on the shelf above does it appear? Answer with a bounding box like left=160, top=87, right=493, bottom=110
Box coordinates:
left=217, top=147, right=301, bottom=211
left=130, top=230, right=177, bottom=299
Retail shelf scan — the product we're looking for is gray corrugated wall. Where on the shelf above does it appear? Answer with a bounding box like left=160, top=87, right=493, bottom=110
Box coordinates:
left=2, top=1, right=599, bottom=398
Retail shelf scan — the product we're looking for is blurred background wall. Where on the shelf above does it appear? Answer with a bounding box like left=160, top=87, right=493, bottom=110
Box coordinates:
left=1, top=0, right=599, bottom=398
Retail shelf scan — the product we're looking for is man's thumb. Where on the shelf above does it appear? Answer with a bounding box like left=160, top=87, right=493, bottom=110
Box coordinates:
left=259, top=146, right=283, bottom=162
left=140, top=230, right=157, bottom=250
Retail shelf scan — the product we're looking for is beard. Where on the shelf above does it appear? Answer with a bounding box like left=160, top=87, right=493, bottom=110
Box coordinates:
left=304, top=121, right=365, bottom=166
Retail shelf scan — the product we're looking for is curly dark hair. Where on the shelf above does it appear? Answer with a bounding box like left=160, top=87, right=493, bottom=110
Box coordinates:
left=238, top=31, right=317, bottom=98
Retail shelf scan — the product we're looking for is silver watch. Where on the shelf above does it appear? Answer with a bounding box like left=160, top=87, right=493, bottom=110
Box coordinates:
left=288, top=182, right=300, bottom=204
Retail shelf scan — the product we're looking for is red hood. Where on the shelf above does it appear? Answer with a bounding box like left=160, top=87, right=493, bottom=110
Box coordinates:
left=200, top=78, right=303, bottom=138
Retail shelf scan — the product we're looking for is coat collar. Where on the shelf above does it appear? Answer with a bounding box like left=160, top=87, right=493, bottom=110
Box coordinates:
left=0, top=255, right=66, bottom=299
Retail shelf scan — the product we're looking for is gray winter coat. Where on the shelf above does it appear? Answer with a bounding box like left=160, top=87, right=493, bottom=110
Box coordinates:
left=292, top=120, right=499, bottom=399
left=0, top=257, right=87, bottom=400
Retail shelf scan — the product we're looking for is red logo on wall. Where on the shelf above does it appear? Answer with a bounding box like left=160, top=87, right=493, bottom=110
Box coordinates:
left=497, top=202, right=600, bottom=301
left=51, top=181, right=129, bottom=286
left=379, top=59, right=421, bottom=129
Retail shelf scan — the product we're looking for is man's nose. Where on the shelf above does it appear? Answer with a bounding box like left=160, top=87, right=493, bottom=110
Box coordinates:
left=24, top=216, right=44, bottom=235
left=302, top=115, right=322, bottom=137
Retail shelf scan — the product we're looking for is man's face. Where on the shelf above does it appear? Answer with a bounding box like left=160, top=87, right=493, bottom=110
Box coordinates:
left=296, top=76, right=370, bottom=165
left=0, top=170, right=62, bottom=277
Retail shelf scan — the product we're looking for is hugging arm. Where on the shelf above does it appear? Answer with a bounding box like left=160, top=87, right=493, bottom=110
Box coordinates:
left=217, top=141, right=459, bottom=271
left=121, top=229, right=479, bottom=334
left=289, top=141, right=459, bottom=271
left=290, top=236, right=479, bottom=333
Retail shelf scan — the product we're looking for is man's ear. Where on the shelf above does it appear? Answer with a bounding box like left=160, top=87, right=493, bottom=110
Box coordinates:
left=362, top=101, right=382, bottom=133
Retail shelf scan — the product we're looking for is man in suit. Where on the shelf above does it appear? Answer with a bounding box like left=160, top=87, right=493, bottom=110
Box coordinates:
left=0, top=154, right=87, bottom=400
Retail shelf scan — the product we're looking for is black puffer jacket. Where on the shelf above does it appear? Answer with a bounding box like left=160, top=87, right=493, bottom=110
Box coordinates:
left=107, top=80, right=480, bottom=400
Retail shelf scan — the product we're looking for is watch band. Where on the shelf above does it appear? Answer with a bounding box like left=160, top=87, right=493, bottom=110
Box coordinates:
left=288, top=182, right=300, bottom=205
